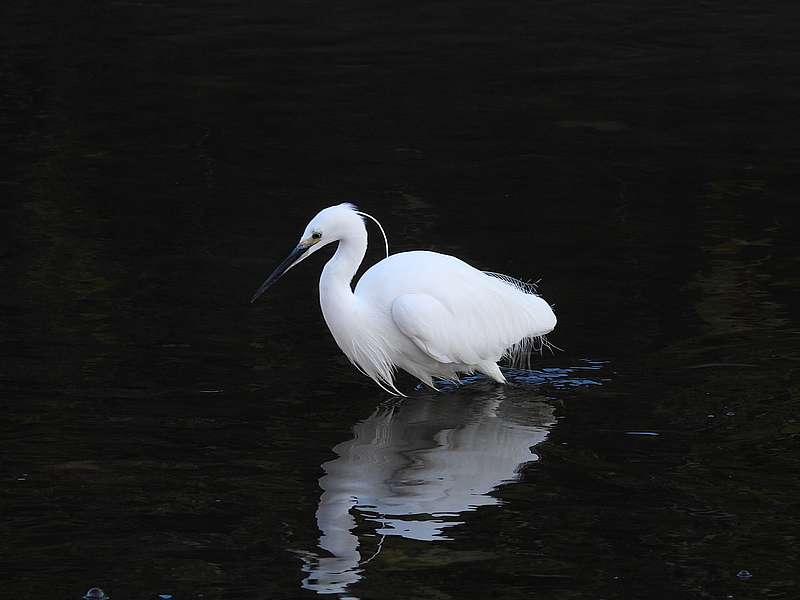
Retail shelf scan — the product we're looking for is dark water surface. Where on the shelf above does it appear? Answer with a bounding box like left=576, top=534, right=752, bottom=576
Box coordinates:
left=2, top=2, right=799, bottom=599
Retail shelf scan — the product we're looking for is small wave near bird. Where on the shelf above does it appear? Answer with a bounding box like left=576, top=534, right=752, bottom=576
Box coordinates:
left=251, top=203, right=557, bottom=395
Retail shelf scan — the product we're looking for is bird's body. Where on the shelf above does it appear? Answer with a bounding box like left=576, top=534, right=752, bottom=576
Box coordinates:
left=252, top=203, right=556, bottom=395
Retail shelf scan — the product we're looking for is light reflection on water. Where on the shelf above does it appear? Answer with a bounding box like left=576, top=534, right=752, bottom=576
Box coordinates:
left=300, top=364, right=604, bottom=597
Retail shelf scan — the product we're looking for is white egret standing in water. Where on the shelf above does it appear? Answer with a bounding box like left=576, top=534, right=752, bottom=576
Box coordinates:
left=251, top=203, right=556, bottom=394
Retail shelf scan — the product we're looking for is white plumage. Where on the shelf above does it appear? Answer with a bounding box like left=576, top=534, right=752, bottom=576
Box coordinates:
left=251, top=203, right=557, bottom=394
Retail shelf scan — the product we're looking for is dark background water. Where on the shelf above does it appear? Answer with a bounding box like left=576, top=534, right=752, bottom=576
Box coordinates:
left=1, top=2, right=799, bottom=599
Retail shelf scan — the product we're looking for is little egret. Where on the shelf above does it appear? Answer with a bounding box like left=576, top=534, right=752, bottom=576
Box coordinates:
left=251, top=203, right=556, bottom=394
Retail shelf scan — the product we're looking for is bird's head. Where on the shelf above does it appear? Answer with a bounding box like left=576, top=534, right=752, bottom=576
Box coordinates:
left=250, top=203, right=366, bottom=303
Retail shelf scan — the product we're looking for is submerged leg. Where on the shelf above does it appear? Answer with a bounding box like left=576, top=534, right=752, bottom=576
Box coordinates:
left=477, top=362, right=507, bottom=384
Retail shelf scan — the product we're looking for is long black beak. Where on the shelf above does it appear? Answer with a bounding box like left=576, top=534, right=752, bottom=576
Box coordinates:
left=250, top=244, right=308, bottom=303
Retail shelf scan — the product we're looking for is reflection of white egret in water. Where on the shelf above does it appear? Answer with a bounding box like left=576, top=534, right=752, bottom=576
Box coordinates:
left=300, top=388, right=556, bottom=597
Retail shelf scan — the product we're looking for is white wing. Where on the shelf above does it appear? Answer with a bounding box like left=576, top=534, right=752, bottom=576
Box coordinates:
left=391, top=293, right=479, bottom=364
left=358, top=251, right=556, bottom=366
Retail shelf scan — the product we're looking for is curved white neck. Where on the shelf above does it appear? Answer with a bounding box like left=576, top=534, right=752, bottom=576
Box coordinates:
left=318, top=223, right=369, bottom=358
left=320, top=229, right=367, bottom=297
